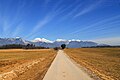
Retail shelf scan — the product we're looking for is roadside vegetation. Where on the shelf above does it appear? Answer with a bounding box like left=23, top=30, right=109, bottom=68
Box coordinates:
left=65, top=48, right=120, bottom=80
left=0, top=49, right=56, bottom=80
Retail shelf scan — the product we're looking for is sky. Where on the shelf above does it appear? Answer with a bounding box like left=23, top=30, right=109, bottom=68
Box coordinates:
left=0, top=0, right=120, bottom=45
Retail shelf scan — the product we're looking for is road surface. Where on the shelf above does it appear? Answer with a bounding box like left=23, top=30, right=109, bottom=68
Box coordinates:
left=43, top=50, right=93, bottom=80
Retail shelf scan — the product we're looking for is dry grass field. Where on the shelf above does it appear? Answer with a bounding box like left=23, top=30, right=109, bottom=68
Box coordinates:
left=65, top=48, right=120, bottom=80
left=0, top=49, right=56, bottom=80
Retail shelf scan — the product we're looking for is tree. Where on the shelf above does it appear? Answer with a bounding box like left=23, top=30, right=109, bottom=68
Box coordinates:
left=61, top=44, right=66, bottom=49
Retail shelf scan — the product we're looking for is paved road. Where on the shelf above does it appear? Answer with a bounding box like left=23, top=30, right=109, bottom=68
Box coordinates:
left=43, top=50, right=93, bottom=80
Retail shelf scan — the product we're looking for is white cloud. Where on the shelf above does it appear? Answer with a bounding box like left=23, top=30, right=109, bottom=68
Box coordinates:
left=32, top=38, right=53, bottom=43
left=92, top=37, right=120, bottom=45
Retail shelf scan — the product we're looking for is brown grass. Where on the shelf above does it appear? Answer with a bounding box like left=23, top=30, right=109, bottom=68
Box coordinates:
left=0, top=49, right=56, bottom=80
left=64, top=48, right=120, bottom=80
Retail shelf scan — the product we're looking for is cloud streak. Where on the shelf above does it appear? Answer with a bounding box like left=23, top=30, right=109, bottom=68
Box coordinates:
left=25, top=15, right=51, bottom=39
left=25, top=0, right=64, bottom=39
left=74, top=0, right=103, bottom=18
left=0, top=0, right=34, bottom=37
left=70, top=15, right=120, bottom=34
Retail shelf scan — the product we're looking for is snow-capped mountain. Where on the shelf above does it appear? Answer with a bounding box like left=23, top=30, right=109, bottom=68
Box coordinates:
left=0, top=37, right=28, bottom=46
left=53, top=39, right=69, bottom=47
left=0, top=38, right=108, bottom=48
left=32, top=38, right=53, bottom=43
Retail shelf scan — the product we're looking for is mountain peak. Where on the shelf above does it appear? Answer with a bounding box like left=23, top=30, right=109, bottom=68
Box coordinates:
left=32, top=38, right=53, bottom=43
left=56, top=39, right=67, bottom=42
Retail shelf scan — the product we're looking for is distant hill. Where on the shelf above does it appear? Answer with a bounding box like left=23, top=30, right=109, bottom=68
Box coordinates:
left=0, top=38, right=109, bottom=48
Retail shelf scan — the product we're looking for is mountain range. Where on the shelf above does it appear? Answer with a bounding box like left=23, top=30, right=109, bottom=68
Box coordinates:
left=0, top=37, right=108, bottom=48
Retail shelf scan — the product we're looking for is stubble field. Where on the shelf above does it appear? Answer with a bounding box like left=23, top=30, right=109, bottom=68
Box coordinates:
left=65, top=48, right=120, bottom=80
left=0, top=49, right=56, bottom=80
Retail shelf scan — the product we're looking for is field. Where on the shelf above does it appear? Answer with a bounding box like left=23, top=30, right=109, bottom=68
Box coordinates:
left=65, top=48, right=120, bottom=80
left=0, top=49, right=56, bottom=80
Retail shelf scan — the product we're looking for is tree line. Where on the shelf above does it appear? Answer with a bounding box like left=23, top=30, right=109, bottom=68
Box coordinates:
left=0, top=44, right=49, bottom=49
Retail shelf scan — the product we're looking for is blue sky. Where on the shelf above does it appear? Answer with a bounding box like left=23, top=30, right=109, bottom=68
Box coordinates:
left=0, top=0, right=120, bottom=44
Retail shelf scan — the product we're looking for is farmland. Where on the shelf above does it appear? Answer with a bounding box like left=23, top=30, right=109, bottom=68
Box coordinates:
left=65, top=48, right=120, bottom=80
left=0, top=49, right=56, bottom=80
